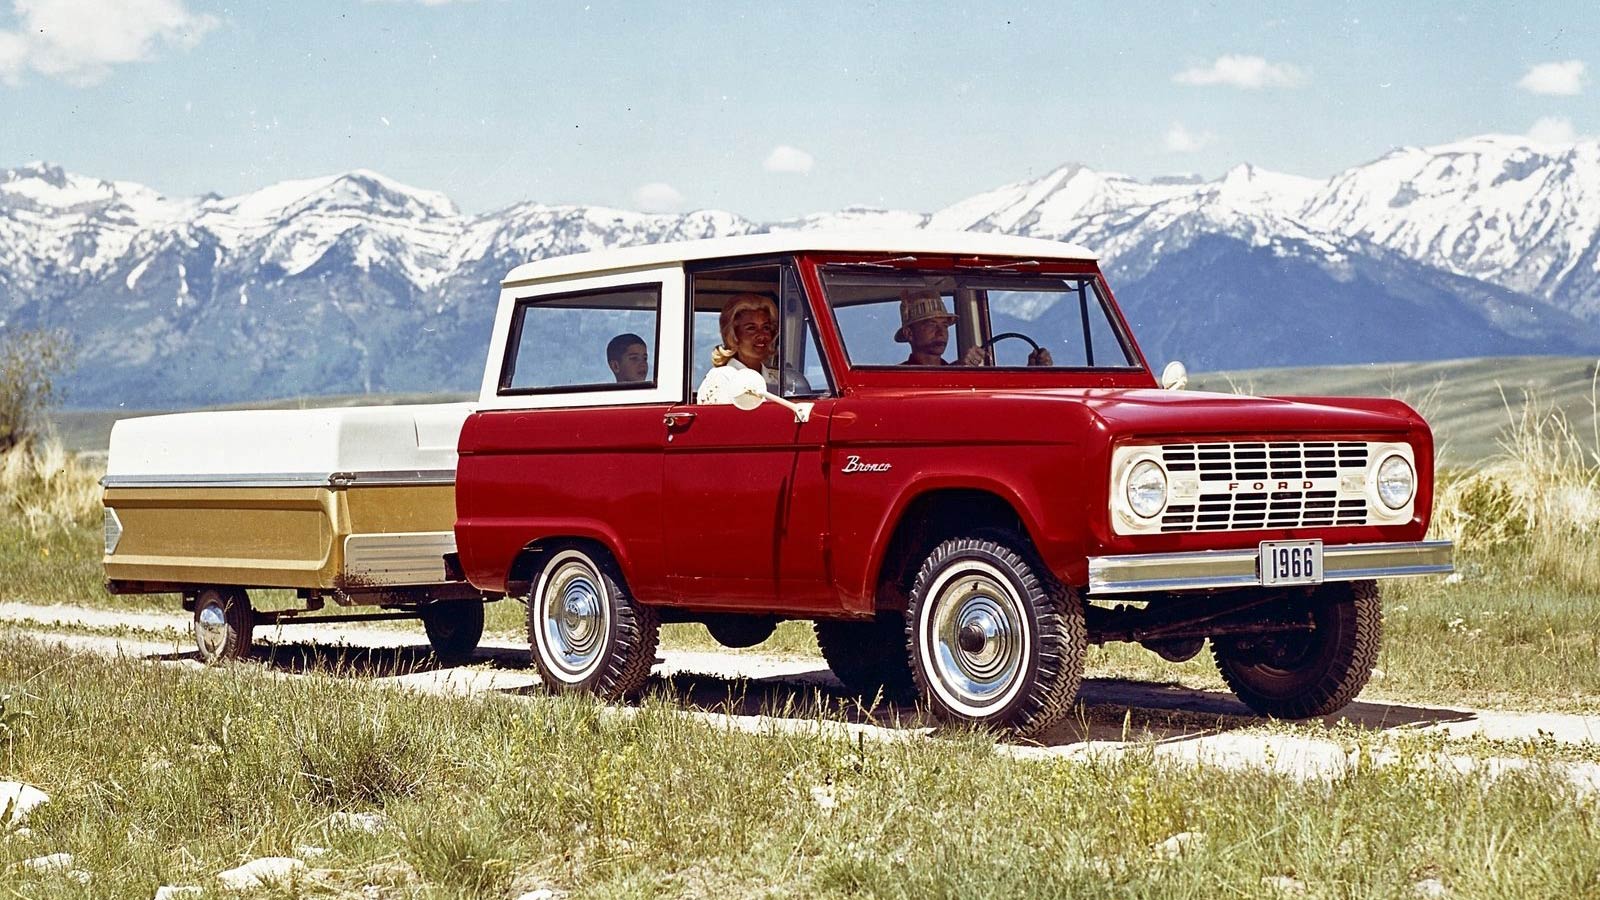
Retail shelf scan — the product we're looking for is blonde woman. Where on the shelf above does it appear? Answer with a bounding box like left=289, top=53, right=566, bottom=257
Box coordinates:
left=696, top=293, right=812, bottom=404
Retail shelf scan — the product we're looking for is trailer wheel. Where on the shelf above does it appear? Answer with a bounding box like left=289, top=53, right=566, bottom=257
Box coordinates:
left=193, top=587, right=253, bottom=664
left=420, top=599, right=484, bottom=666
left=906, top=530, right=1085, bottom=737
left=1212, top=579, right=1382, bottom=719
left=815, top=612, right=916, bottom=701
left=529, top=546, right=659, bottom=700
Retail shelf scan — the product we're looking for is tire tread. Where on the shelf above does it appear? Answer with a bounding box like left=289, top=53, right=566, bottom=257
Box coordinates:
left=1213, top=579, right=1382, bottom=719
left=905, top=528, right=1086, bottom=737
left=527, top=546, right=659, bottom=701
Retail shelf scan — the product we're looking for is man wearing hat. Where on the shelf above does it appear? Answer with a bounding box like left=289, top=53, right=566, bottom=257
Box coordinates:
left=896, top=290, right=1052, bottom=367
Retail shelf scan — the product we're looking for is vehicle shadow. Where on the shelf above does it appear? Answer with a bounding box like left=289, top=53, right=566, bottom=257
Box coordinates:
left=150, top=641, right=532, bottom=677
left=189, top=637, right=1476, bottom=749
left=647, top=668, right=1477, bottom=748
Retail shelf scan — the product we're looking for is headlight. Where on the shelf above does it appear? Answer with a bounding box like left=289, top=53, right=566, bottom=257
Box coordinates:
left=1376, top=455, right=1415, bottom=510
left=1126, top=459, right=1168, bottom=519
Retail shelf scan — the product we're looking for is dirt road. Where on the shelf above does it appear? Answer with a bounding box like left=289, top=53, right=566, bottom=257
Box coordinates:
left=3, top=601, right=1597, bottom=788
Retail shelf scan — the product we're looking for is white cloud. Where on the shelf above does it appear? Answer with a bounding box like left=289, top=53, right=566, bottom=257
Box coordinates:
left=763, top=145, right=815, bottom=175
left=0, top=0, right=219, bottom=86
left=633, top=182, right=686, bottom=213
left=1173, top=55, right=1305, bottom=90
left=1164, top=122, right=1216, bottom=153
left=1517, top=60, right=1586, bottom=96
left=1527, top=116, right=1580, bottom=144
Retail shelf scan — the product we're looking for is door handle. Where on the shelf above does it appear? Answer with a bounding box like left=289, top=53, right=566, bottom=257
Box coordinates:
left=663, top=411, right=697, bottom=429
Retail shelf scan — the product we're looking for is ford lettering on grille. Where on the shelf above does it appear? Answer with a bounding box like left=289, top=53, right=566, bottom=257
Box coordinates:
left=1160, top=441, right=1370, bottom=533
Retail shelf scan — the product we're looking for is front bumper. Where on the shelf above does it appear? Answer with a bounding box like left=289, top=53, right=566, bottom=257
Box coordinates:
left=1087, top=540, right=1453, bottom=596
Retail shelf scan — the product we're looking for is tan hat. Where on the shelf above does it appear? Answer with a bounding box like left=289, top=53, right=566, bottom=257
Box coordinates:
left=894, top=291, right=957, bottom=343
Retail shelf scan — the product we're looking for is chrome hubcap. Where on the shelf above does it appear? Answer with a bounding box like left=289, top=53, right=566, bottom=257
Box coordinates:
left=195, top=603, right=228, bottom=658
left=929, top=568, right=1027, bottom=710
left=542, top=560, right=609, bottom=678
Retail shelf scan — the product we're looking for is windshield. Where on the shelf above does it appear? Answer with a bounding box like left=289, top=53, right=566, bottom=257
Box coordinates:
left=820, top=267, right=1139, bottom=370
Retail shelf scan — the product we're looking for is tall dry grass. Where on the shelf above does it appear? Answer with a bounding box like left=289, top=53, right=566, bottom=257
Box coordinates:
left=0, top=437, right=102, bottom=536
left=1431, top=382, right=1600, bottom=590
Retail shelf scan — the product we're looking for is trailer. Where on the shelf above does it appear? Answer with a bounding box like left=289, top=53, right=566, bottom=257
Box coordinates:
left=101, top=402, right=490, bottom=663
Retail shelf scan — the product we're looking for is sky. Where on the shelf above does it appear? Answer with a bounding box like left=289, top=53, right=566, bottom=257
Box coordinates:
left=0, top=1, right=1595, bottom=219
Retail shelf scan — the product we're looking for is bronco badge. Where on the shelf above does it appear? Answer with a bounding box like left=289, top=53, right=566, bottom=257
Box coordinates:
left=841, top=455, right=891, bottom=473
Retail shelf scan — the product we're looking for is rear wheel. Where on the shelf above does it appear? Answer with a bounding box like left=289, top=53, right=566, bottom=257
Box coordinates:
left=420, top=599, right=484, bottom=666
left=193, top=587, right=253, bottom=664
left=815, top=612, right=916, bottom=701
left=529, top=547, right=659, bottom=700
left=1212, top=580, right=1382, bottom=719
left=906, top=530, right=1085, bottom=737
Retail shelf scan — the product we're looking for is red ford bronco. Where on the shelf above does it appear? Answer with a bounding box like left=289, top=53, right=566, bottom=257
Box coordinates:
left=453, top=231, right=1453, bottom=735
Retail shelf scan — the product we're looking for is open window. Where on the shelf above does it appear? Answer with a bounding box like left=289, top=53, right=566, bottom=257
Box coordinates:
left=688, top=259, right=832, bottom=403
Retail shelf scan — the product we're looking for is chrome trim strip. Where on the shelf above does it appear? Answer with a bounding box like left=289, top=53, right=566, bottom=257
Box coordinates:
left=1087, top=540, right=1454, bottom=596
left=343, top=531, right=458, bottom=586
left=101, top=469, right=456, bottom=489
left=330, top=470, right=458, bottom=488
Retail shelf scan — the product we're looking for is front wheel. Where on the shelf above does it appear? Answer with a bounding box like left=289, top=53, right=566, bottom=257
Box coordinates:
left=529, top=547, right=659, bottom=700
left=420, top=599, right=484, bottom=666
left=193, top=587, right=253, bottom=664
left=906, top=531, right=1085, bottom=737
left=1212, top=579, right=1383, bottom=719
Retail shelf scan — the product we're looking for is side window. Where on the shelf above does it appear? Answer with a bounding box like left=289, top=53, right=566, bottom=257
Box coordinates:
left=688, top=261, right=831, bottom=404
left=986, top=281, right=1133, bottom=367
left=499, top=284, right=661, bottom=393
left=832, top=294, right=939, bottom=366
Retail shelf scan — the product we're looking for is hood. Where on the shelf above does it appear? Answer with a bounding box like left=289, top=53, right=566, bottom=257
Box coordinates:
left=1071, top=388, right=1419, bottom=439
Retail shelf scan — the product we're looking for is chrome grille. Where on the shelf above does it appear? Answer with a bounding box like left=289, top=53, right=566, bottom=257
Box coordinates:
left=1159, top=441, right=1370, bottom=533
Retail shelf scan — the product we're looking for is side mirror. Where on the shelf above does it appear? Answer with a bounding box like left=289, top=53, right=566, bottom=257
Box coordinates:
left=1160, top=360, right=1189, bottom=391
left=731, top=367, right=813, bottom=423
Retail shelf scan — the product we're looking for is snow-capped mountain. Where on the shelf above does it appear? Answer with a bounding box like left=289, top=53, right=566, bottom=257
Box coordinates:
left=1, top=132, right=1597, bottom=407
left=1298, top=135, right=1600, bottom=320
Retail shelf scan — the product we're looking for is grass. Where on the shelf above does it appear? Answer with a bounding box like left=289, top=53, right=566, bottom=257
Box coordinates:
left=0, top=636, right=1597, bottom=899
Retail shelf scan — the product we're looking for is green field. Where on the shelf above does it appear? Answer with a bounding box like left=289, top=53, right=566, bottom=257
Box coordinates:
left=5, top=355, right=1600, bottom=896
left=0, top=637, right=1596, bottom=899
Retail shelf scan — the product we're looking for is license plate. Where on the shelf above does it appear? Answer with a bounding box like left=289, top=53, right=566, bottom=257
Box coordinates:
left=1260, top=540, right=1323, bottom=586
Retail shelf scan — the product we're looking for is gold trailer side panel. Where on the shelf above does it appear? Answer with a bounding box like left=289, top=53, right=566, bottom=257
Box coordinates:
left=104, top=486, right=339, bottom=589
left=103, top=483, right=458, bottom=591
left=343, top=484, right=456, bottom=534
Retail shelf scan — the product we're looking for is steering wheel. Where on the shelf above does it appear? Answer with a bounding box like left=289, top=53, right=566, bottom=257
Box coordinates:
left=977, top=331, right=1042, bottom=354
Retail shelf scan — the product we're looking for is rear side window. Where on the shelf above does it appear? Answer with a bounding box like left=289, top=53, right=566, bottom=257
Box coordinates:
left=499, top=284, right=662, bottom=393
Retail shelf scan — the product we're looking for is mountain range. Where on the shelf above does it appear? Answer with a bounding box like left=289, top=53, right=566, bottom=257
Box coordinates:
left=2, top=133, right=1597, bottom=407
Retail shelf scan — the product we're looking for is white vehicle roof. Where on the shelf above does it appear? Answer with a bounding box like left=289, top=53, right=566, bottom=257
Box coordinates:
left=502, top=230, right=1098, bottom=286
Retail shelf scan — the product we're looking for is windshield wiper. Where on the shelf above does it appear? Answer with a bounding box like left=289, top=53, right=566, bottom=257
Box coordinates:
left=957, top=258, right=1042, bottom=270
left=844, top=255, right=922, bottom=268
